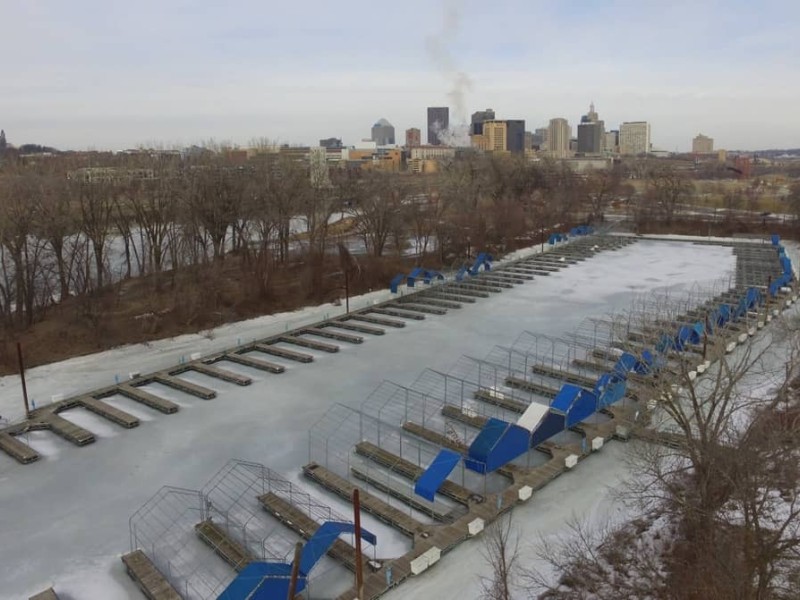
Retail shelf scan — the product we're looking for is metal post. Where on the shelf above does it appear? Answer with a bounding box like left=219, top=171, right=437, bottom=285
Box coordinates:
left=287, top=541, right=303, bottom=600
left=353, top=488, right=365, bottom=599
left=17, top=342, right=30, bottom=420
left=345, top=269, right=350, bottom=314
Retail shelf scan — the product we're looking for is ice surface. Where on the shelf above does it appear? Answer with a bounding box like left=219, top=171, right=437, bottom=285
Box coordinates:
left=0, top=240, right=737, bottom=598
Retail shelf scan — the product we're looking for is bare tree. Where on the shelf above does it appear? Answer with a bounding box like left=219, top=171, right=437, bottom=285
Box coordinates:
left=479, top=513, right=521, bottom=600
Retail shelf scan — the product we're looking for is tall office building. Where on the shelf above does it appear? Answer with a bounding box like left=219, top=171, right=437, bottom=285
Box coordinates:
left=692, top=133, right=714, bottom=154
left=532, top=127, right=548, bottom=149
left=482, top=121, right=507, bottom=152
left=505, top=119, right=525, bottom=154
left=619, top=121, right=651, bottom=155
left=371, top=118, right=395, bottom=146
left=427, top=106, right=449, bottom=145
left=576, top=102, right=604, bottom=154
left=470, top=108, right=495, bottom=135
left=405, top=128, right=421, bottom=148
left=547, top=118, right=572, bottom=158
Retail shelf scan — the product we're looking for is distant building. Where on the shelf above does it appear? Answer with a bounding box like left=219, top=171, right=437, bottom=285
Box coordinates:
left=0, top=129, right=6, bottom=151
left=505, top=120, right=525, bottom=154
left=547, top=118, right=572, bottom=158
left=576, top=102, right=604, bottom=154
left=371, top=118, right=395, bottom=146
left=470, top=108, right=495, bottom=135
left=319, top=137, right=343, bottom=149
left=482, top=121, right=507, bottom=152
left=619, top=121, right=651, bottom=155
left=604, top=130, right=619, bottom=154
left=524, top=131, right=534, bottom=150
left=532, top=127, right=548, bottom=149
left=427, top=106, right=449, bottom=145
left=692, top=133, right=714, bottom=154
left=405, top=128, right=421, bottom=148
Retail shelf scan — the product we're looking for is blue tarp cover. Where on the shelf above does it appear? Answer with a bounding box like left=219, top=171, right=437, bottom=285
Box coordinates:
left=217, top=562, right=303, bottom=600
left=389, top=273, right=405, bottom=293
left=466, top=418, right=530, bottom=473
left=530, top=411, right=566, bottom=447
left=415, top=448, right=461, bottom=501
left=300, top=521, right=376, bottom=577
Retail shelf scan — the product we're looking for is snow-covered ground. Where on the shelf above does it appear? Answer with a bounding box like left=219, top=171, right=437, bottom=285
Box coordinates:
left=0, top=240, right=738, bottom=598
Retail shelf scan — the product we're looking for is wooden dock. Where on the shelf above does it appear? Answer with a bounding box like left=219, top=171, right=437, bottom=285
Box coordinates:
left=350, top=466, right=455, bottom=522
left=187, top=362, right=252, bottom=386
left=504, top=376, right=561, bottom=399
left=117, top=384, right=180, bottom=414
left=152, top=374, right=216, bottom=400
left=387, top=303, right=446, bottom=316
left=0, top=432, right=39, bottom=464
left=79, top=397, right=139, bottom=428
left=355, top=441, right=477, bottom=505
left=347, top=314, right=406, bottom=328
left=258, top=492, right=366, bottom=573
left=473, top=389, right=528, bottom=413
left=303, top=327, right=364, bottom=344
left=370, top=307, right=426, bottom=320
left=121, top=550, right=182, bottom=600
left=194, top=519, right=252, bottom=572
left=280, top=335, right=340, bottom=353
left=303, top=463, right=426, bottom=539
left=225, top=352, right=286, bottom=373
left=328, top=320, right=385, bottom=336
left=42, top=413, right=95, bottom=446
left=399, top=296, right=462, bottom=310
left=29, top=588, right=59, bottom=600
left=255, top=342, right=314, bottom=363
left=530, top=364, right=596, bottom=388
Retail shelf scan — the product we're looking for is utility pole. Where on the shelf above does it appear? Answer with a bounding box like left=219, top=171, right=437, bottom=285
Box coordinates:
left=287, top=541, right=303, bottom=600
left=353, top=488, right=364, bottom=599
left=17, top=342, right=30, bottom=419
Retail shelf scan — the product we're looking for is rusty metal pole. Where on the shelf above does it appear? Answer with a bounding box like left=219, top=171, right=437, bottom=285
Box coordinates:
left=17, top=342, right=30, bottom=419
left=353, top=488, right=364, bottom=599
left=287, top=541, right=303, bottom=600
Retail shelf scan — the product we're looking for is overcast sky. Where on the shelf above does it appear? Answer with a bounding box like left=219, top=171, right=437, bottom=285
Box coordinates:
left=2, top=0, right=798, bottom=152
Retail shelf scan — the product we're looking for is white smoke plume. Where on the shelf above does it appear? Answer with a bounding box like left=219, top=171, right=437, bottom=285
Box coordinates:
left=426, top=0, right=472, bottom=147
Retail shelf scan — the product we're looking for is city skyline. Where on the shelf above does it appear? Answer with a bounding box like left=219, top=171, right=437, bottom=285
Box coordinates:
left=2, top=0, right=798, bottom=151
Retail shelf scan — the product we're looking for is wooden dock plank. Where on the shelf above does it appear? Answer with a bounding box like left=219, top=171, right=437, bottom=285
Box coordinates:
left=350, top=466, right=454, bottom=522
left=254, top=342, right=313, bottom=363
left=355, top=441, right=478, bottom=506
left=118, top=384, right=179, bottom=414
left=153, top=374, right=217, bottom=400
left=303, top=463, right=425, bottom=539
left=0, top=432, right=40, bottom=464
left=80, top=397, right=139, bottom=428
left=225, top=352, right=286, bottom=373
left=387, top=302, right=446, bottom=315
left=400, top=296, right=462, bottom=309
left=348, top=314, right=406, bottom=328
left=280, top=335, right=339, bottom=353
left=29, top=588, right=59, bottom=600
left=121, top=549, right=182, bottom=600
left=42, top=413, right=95, bottom=446
left=370, top=307, right=426, bottom=320
left=504, top=376, right=561, bottom=399
left=473, top=389, right=528, bottom=413
left=195, top=519, right=252, bottom=572
left=328, top=320, right=385, bottom=336
left=189, top=362, right=252, bottom=386
left=258, top=492, right=366, bottom=573
left=304, top=326, right=364, bottom=344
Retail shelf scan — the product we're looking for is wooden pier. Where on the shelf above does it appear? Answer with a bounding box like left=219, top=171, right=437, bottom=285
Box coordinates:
left=303, top=462, right=426, bottom=539
left=79, top=397, right=140, bottom=428
left=350, top=466, right=455, bottom=522
left=121, top=550, right=182, bottom=600
left=254, top=342, right=314, bottom=363
left=303, top=327, right=364, bottom=344
left=40, top=413, right=95, bottom=446
left=355, top=441, right=478, bottom=505
left=280, top=335, right=340, bottom=353
left=186, top=362, right=252, bottom=386
left=347, top=314, right=406, bottom=328
left=329, top=320, right=385, bottom=336
left=258, top=492, right=366, bottom=573
left=194, top=519, right=252, bottom=572
left=224, top=352, right=286, bottom=374
left=473, top=389, right=528, bottom=413
left=117, top=384, right=180, bottom=414
left=152, top=374, right=216, bottom=400
left=370, top=307, right=426, bottom=320
left=387, top=302, right=447, bottom=316
left=29, top=588, right=60, bottom=600
left=0, top=433, right=39, bottom=464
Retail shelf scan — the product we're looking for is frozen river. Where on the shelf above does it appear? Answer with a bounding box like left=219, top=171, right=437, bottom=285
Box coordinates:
left=0, top=239, right=736, bottom=598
